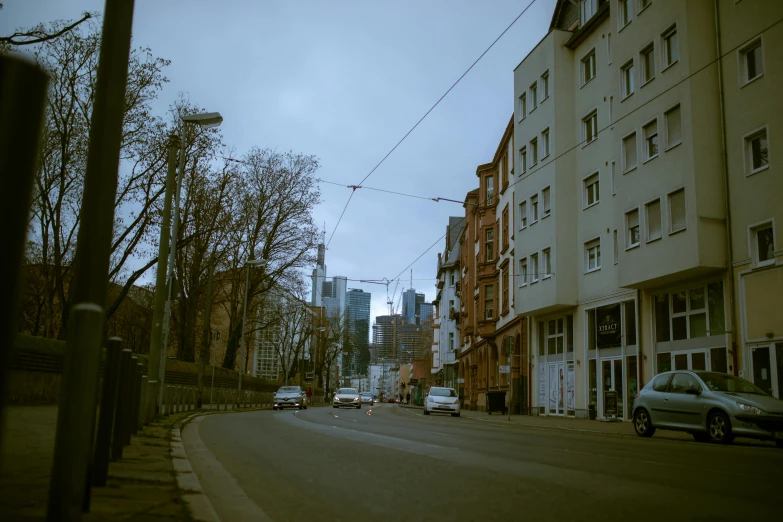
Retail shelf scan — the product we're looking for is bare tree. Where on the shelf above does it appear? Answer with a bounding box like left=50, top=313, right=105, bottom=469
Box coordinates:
left=265, top=289, right=312, bottom=385
left=0, top=6, right=91, bottom=52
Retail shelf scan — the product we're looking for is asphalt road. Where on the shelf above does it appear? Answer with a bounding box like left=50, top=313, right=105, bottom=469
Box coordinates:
left=183, top=403, right=783, bottom=522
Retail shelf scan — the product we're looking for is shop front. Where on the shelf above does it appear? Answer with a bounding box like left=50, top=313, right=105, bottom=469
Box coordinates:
left=536, top=315, right=576, bottom=417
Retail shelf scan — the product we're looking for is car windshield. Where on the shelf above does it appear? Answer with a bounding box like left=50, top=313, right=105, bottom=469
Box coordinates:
left=429, top=388, right=457, bottom=397
left=277, top=387, right=300, bottom=393
left=337, top=388, right=358, bottom=395
left=697, top=372, right=768, bottom=395
left=361, top=392, right=372, bottom=396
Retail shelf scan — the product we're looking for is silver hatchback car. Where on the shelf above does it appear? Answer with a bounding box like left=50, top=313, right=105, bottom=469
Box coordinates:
left=632, top=370, right=783, bottom=447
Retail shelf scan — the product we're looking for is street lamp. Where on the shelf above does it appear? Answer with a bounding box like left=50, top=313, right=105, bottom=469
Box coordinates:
left=150, top=110, right=223, bottom=409
left=238, top=258, right=266, bottom=403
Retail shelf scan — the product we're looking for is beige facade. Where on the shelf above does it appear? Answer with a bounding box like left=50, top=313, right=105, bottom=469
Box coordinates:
left=513, top=0, right=782, bottom=420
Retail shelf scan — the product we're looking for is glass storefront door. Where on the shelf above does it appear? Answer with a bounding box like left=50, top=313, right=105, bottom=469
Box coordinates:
left=548, top=362, right=564, bottom=415
left=599, top=358, right=624, bottom=418
left=751, top=343, right=783, bottom=399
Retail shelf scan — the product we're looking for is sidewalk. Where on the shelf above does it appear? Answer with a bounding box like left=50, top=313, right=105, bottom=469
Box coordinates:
left=0, top=403, right=276, bottom=521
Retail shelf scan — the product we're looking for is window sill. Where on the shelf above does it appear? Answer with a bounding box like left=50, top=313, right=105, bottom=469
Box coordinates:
left=621, top=92, right=635, bottom=103
left=530, top=219, right=539, bottom=226
left=542, top=153, right=550, bottom=160
left=581, top=76, right=596, bottom=89
left=542, top=212, right=551, bottom=219
left=668, top=227, right=687, bottom=236
left=623, top=165, right=638, bottom=175
left=582, top=137, right=598, bottom=149
left=626, top=244, right=640, bottom=251
left=664, top=141, right=682, bottom=153
left=746, top=164, right=770, bottom=177
left=753, top=259, right=776, bottom=270
left=542, top=95, right=549, bottom=102
left=740, top=74, right=764, bottom=89
left=646, top=235, right=662, bottom=244
left=542, top=274, right=552, bottom=280
left=643, top=154, right=659, bottom=165
left=640, top=77, right=655, bottom=88
left=519, top=283, right=527, bottom=288
left=584, top=267, right=601, bottom=275
left=529, top=106, right=537, bottom=115
left=531, top=279, right=539, bottom=285
left=618, top=20, right=632, bottom=34
left=519, top=226, right=527, bottom=231
left=662, top=60, right=679, bottom=73
left=583, top=201, right=599, bottom=211
left=638, top=4, right=651, bottom=15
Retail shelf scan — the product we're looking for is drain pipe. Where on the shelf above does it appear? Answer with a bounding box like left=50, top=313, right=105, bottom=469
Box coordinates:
left=714, top=0, right=739, bottom=375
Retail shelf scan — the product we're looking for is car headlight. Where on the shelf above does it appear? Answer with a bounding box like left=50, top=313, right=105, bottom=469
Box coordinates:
left=353, top=397, right=359, bottom=401
left=736, top=402, right=766, bottom=415
left=427, top=397, right=434, bottom=403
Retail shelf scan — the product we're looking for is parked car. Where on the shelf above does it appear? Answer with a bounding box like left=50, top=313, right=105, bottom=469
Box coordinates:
left=424, top=386, right=460, bottom=417
left=333, top=388, right=361, bottom=409
left=632, top=370, right=783, bottom=447
left=273, top=386, right=306, bottom=410
left=360, top=392, right=374, bottom=405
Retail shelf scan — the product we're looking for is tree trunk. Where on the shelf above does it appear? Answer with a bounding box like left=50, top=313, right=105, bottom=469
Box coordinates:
left=196, top=261, right=215, bottom=408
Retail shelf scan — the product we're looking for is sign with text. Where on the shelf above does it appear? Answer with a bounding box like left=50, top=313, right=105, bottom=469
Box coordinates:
left=597, top=303, right=622, bottom=348
left=457, top=378, right=465, bottom=384
left=499, top=365, right=510, bottom=374
left=604, top=390, right=618, bottom=416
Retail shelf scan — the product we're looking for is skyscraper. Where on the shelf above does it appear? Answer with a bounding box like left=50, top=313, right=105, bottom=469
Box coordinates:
left=344, top=289, right=371, bottom=376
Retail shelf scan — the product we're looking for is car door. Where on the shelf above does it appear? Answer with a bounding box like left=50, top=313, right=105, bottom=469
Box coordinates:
left=665, top=372, right=705, bottom=429
left=646, top=373, right=674, bottom=427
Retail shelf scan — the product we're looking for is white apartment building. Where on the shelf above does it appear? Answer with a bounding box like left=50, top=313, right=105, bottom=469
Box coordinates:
left=434, top=217, right=465, bottom=390
left=514, top=0, right=782, bottom=420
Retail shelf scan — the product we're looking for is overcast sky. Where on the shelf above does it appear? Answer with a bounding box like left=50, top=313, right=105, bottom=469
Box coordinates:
left=2, top=0, right=555, bottom=326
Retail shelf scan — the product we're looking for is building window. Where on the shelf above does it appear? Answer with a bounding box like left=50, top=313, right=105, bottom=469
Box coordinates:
left=541, top=70, right=550, bottom=100
left=745, top=127, right=769, bottom=175
left=519, top=258, right=528, bottom=286
left=450, top=274, right=455, bottom=286
left=519, top=93, right=527, bottom=120
left=542, top=128, right=550, bottom=157
left=646, top=199, right=662, bottom=242
left=671, top=287, right=708, bottom=340
left=585, top=239, right=601, bottom=272
left=485, top=175, right=494, bottom=205
left=583, top=110, right=598, bottom=144
left=607, top=32, right=612, bottom=65
left=752, top=222, right=775, bottom=265
left=626, top=208, right=640, bottom=248
left=641, top=43, right=655, bottom=84
left=668, top=188, right=686, bottom=233
left=542, top=186, right=551, bottom=217
left=613, top=229, right=619, bottom=264
left=520, top=146, right=527, bottom=174
left=609, top=95, right=614, bottom=125
left=546, top=318, right=565, bottom=356
left=542, top=247, right=551, bottom=278
left=662, top=24, right=679, bottom=69
left=665, top=104, right=682, bottom=149
left=622, top=132, right=637, bottom=172
left=584, top=172, right=599, bottom=208
left=531, top=194, right=539, bottom=223
left=502, top=205, right=509, bottom=251
left=485, top=227, right=495, bottom=262
left=655, top=282, right=725, bottom=343
left=502, top=268, right=509, bottom=312
left=618, top=0, right=632, bottom=29
left=531, top=253, right=539, bottom=283
left=519, top=201, right=527, bottom=229
left=449, top=332, right=454, bottom=351
left=530, top=82, right=538, bottom=109
left=484, top=284, right=494, bottom=320
left=581, top=0, right=597, bottom=23
left=740, top=38, right=763, bottom=85
left=531, top=138, right=538, bottom=165
left=643, top=119, right=659, bottom=161
left=611, top=160, right=616, bottom=195
left=582, top=49, right=596, bottom=85
left=508, top=141, right=514, bottom=176
left=621, top=59, right=635, bottom=99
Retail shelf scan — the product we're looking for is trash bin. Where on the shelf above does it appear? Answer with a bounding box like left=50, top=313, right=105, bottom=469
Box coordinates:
left=588, top=404, right=597, bottom=420
left=486, top=391, right=507, bottom=415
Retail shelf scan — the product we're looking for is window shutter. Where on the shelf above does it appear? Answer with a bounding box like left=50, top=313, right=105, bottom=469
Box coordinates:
left=627, top=208, right=639, bottom=229
left=669, top=189, right=686, bottom=232
left=647, top=200, right=661, bottom=240
left=623, top=133, right=637, bottom=169
left=666, top=105, right=682, bottom=146
left=542, top=187, right=551, bottom=214
left=645, top=120, right=657, bottom=140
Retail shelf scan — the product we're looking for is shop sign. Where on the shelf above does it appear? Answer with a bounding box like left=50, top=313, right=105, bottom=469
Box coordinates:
left=457, top=378, right=465, bottom=384
left=597, top=303, right=622, bottom=348
left=604, top=390, right=618, bottom=416
left=499, top=365, right=510, bottom=374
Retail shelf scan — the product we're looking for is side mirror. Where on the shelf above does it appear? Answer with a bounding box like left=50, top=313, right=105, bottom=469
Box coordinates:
left=685, top=387, right=701, bottom=396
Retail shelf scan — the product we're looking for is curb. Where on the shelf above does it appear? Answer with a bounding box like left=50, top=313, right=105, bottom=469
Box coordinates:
left=461, top=413, right=635, bottom=436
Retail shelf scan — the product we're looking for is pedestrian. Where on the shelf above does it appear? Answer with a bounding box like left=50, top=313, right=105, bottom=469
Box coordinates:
left=306, top=387, right=313, bottom=405
left=406, top=392, right=410, bottom=405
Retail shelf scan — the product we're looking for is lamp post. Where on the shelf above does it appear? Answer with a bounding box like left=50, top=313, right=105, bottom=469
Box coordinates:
left=238, top=258, right=266, bottom=405
left=151, top=111, right=223, bottom=408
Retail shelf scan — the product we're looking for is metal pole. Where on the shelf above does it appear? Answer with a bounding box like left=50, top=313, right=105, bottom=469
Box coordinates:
left=47, top=1, right=136, bottom=518
left=0, top=55, right=48, bottom=457
left=148, top=135, right=179, bottom=410
left=197, top=259, right=215, bottom=408
left=237, top=263, right=250, bottom=406
left=111, top=348, right=132, bottom=461
left=93, top=338, right=123, bottom=487
left=210, top=331, right=217, bottom=408
left=159, top=123, right=189, bottom=397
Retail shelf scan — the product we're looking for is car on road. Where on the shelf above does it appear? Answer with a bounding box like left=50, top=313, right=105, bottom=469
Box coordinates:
left=333, top=388, right=361, bottom=409
left=424, top=387, right=460, bottom=417
left=632, top=370, right=783, bottom=447
left=273, top=386, right=306, bottom=410
left=360, top=392, right=374, bottom=406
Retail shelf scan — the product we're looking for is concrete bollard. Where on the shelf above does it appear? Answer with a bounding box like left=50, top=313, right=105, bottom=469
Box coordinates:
left=93, top=337, right=123, bottom=487
left=112, top=348, right=133, bottom=460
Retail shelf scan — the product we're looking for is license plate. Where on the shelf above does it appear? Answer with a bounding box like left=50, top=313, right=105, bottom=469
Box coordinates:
left=775, top=432, right=783, bottom=440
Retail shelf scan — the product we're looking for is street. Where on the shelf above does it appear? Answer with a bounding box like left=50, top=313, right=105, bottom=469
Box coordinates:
left=183, top=404, right=783, bottom=522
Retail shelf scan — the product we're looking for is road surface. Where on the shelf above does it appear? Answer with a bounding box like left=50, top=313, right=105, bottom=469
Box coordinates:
left=182, top=403, right=782, bottom=522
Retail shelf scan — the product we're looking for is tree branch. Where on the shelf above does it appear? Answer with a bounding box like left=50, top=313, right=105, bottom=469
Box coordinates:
left=1, top=12, right=91, bottom=46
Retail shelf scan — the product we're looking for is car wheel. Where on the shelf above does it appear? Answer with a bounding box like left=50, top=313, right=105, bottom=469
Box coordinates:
left=707, top=411, right=734, bottom=444
left=298, top=404, right=303, bottom=410
left=775, top=440, right=783, bottom=449
left=692, top=432, right=709, bottom=443
left=633, top=408, right=656, bottom=438
left=423, top=409, right=430, bottom=415
left=333, top=405, right=338, bottom=408
left=452, top=413, right=460, bottom=417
